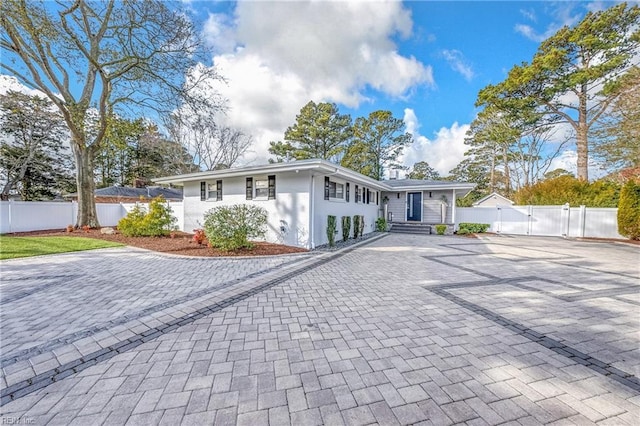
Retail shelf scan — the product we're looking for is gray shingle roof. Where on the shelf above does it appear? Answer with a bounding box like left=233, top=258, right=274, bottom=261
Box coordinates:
left=69, top=186, right=184, bottom=199
left=384, top=179, right=463, bottom=188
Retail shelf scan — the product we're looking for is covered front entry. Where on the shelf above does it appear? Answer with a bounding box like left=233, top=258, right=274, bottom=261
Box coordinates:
left=406, top=192, right=422, bottom=221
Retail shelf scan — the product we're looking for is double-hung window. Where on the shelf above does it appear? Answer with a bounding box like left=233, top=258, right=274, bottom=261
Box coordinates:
left=329, top=181, right=344, bottom=199
left=325, top=177, right=345, bottom=201
left=255, top=179, right=269, bottom=199
left=247, top=175, right=276, bottom=200
left=201, top=180, right=222, bottom=201
left=207, top=180, right=222, bottom=201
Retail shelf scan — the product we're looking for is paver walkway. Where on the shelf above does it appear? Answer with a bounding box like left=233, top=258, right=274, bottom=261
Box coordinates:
left=1, top=234, right=639, bottom=425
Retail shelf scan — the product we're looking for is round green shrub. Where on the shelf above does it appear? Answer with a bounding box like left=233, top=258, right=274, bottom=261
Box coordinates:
left=203, top=204, right=268, bottom=251
left=375, top=217, right=387, bottom=232
left=435, top=224, right=447, bottom=235
left=118, top=196, right=176, bottom=237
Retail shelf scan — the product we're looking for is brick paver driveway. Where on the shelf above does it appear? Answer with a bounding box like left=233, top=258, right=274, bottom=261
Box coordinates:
left=1, top=234, right=639, bottom=425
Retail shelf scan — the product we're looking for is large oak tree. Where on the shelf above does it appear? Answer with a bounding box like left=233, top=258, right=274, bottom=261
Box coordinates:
left=1, top=0, right=220, bottom=226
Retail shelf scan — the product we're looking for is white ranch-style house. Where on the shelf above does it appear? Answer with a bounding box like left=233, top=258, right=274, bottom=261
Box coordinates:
left=155, top=159, right=475, bottom=249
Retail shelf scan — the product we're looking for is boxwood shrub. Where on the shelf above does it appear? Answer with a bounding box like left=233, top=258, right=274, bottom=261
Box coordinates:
left=457, top=222, right=490, bottom=234
left=203, top=204, right=267, bottom=251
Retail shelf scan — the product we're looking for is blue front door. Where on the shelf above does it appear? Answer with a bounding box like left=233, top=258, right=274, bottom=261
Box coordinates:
left=407, top=192, right=422, bottom=221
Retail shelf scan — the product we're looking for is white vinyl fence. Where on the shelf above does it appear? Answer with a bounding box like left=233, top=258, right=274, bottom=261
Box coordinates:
left=0, top=200, right=184, bottom=234
left=455, top=204, right=624, bottom=239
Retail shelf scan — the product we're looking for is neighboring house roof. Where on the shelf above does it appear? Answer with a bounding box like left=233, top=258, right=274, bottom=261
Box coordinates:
left=66, top=186, right=183, bottom=200
left=472, top=192, right=514, bottom=207
left=154, top=159, right=475, bottom=193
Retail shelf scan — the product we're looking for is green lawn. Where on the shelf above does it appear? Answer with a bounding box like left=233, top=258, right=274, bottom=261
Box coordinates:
left=0, top=236, right=124, bottom=260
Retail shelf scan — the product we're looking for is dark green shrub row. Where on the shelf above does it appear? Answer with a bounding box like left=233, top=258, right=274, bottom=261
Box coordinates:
left=375, top=217, right=387, bottom=232
left=341, top=216, right=351, bottom=241
left=353, top=215, right=361, bottom=238
left=327, top=215, right=337, bottom=247
left=457, top=222, right=490, bottom=234
left=618, top=180, right=640, bottom=240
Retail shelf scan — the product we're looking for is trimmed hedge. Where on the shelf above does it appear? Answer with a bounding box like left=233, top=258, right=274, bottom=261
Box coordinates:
left=327, top=215, right=337, bottom=247
left=341, top=216, right=351, bottom=241
left=457, top=222, right=490, bottom=235
left=618, top=180, right=640, bottom=240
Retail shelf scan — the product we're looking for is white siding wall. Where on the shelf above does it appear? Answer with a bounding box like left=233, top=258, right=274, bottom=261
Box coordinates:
left=313, top=176, right=381, bottom=247
left=385, top=192, right=405, bottom=222
left=383, top=190, right=455, bottom=223
left=182, top=171, right=311, bottom=248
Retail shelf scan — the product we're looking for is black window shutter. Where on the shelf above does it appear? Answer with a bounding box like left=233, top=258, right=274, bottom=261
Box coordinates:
left=246, top=177, right=253, bottom=200
left=268, top=175, right=276, bottom=200
left=324, top=177, right=330, bottom=200
left=200, top=182, right=206, bottom=201
left=346, top=183, right=350, bottom=202
left=216, top=180, right=223, bottom=200
left=376, top=192, right=379, bottom=205
left=365, top=187, right=368, bottom=204
left=355, top=185, right=359, bottom=202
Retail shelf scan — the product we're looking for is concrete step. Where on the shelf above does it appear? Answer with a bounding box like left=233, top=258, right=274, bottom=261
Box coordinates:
left=390, top=224, right=432, bottom=234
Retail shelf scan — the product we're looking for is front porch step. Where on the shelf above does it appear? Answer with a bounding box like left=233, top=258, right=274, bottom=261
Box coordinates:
left=389, top=223, right=432, bottom=234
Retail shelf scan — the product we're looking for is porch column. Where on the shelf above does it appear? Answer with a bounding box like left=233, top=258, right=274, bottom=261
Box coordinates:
left=451, top=189, right=457, bottom=224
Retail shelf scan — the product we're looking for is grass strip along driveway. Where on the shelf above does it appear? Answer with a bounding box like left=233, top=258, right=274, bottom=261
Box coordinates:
left=0, top=235, right=123, bottom=260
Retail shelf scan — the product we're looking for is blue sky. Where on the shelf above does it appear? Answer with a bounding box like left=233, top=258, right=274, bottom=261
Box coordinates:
left=181, top=0, right=615, bottom=175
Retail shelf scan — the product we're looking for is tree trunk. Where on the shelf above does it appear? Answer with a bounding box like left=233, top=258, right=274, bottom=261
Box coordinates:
left=576, top=85, right=589, bottom=181
left=503, top=145, right=511, bottom=196
left=489, top=147, right=496, bottom=193
left=72, top=142, right=100, bottom=228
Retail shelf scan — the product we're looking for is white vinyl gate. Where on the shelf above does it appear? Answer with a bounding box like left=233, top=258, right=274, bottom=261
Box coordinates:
left=456, top=205, right=624, bottom=239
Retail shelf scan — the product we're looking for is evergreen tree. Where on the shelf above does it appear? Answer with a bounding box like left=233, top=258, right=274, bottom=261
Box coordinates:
left=269, top=101, right=352, bottom=161
left=477, top=3, right=640, bottom=180
left=342, top=110, right=412, bottom=180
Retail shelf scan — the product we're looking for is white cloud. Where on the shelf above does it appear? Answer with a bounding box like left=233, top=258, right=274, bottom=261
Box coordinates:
left=0, top=75, right=46, bottom=97
left=441, top=50, right=474, bottom=81
left=401, top=109, right=469, bottom=176
left=548, top=148, right=608, bottom=179
left=515, top=3, right=582, bottom=42
left=198, top=1, right=434, bottom=164
left=520, top=8, right=537, bottom=22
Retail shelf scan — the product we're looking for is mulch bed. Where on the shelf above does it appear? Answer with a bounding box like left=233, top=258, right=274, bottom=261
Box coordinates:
left=4, top=229, right=309, bottom=257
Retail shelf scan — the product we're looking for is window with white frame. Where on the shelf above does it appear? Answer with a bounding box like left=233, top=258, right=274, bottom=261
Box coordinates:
left=206, top=180, right=222, bottom=201
left=247, top=175, right=276, bottom=200
left=329, top=181, right=344, bottom=199
left=255, top=179, right=269, bottom=199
